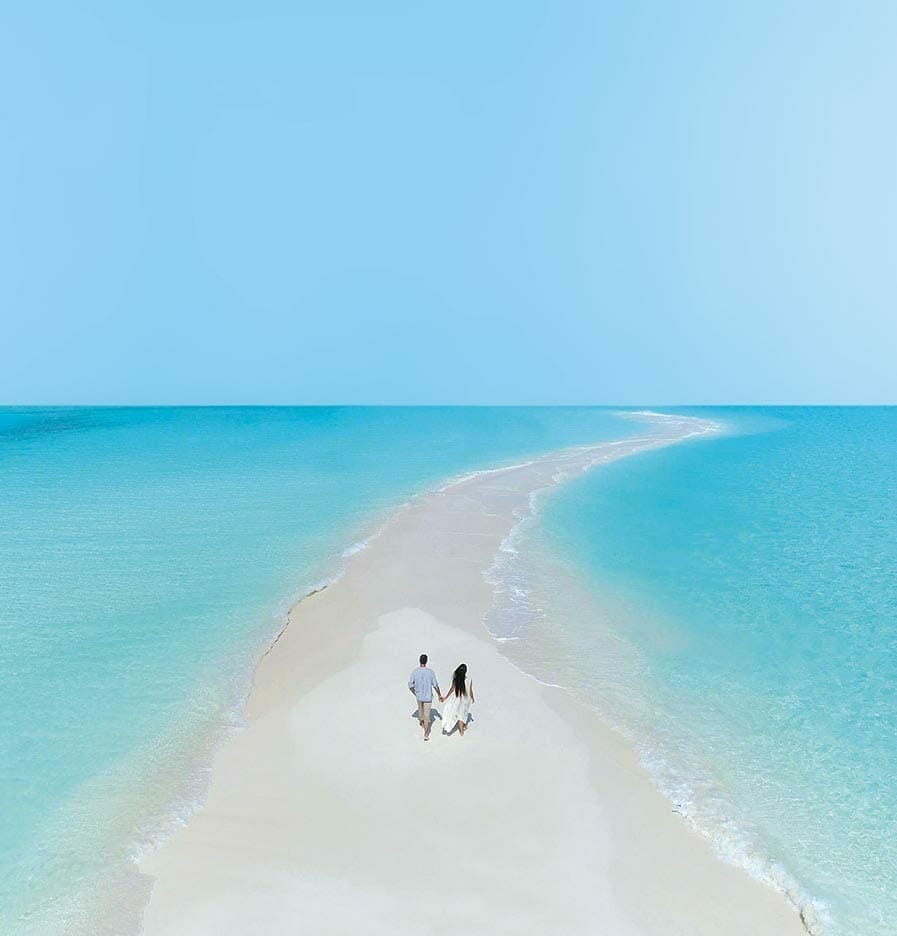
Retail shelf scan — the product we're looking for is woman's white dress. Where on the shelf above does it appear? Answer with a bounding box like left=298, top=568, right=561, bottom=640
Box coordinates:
left=442, top=674, right=472, bottom=731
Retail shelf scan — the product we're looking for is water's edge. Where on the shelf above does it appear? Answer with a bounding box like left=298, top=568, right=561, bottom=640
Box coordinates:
left=479, top=448, right=826, bottom=935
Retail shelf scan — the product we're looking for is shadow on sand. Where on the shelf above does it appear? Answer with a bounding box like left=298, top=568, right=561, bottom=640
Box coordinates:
left=410, top=707, right=443, bottom=730
left=440, top=714, right=474, bottom=737
left=409, top=709, right=475, bottom=736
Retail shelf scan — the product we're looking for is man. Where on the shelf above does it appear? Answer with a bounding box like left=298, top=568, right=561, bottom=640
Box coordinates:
left=408, top=653, right=442, bottom=741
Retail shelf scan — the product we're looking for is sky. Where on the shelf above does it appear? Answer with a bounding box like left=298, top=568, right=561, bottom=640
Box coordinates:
left=2, top=2, right=895, bottom=404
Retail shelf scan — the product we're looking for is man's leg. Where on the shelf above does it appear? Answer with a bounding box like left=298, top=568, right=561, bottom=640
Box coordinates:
left=418, top=700, right=426, bottom=728
left=422, top=701, right=431, bottom=738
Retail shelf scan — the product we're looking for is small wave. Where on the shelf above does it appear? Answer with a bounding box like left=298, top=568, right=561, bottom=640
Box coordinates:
left=483, top=500, right=543, bottom=642
left=434, top=459, right=537, bottom=493
left=636, top=739, right=831, bottom=934
left=341, top=530, right=383, bottom=559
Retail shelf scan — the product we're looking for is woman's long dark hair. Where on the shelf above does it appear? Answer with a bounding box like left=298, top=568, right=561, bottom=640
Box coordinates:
left=452, top=663, right=468, bottom=698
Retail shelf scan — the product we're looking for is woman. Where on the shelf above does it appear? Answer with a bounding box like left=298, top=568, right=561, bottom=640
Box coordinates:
left=441, top=663, right=475, bottom=736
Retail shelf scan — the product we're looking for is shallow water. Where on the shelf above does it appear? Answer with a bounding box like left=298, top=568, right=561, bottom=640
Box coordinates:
left=490, top=408, right=897, bottom=936
left=0, top=405, right=638, bottom=935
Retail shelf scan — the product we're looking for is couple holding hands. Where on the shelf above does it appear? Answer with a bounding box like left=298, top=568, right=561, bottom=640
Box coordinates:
left=407, top=653, right=475, bottom=741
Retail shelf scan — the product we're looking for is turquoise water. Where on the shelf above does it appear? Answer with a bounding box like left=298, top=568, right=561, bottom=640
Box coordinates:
left=0, top=406, right=639, bottom=935
left=503, top=408, right=896, bottom=936
left=5, top=407, right=893, bottom=936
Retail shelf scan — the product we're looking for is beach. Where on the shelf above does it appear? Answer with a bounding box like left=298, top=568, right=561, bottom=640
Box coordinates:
left=138, top=415, right=804, bottom=936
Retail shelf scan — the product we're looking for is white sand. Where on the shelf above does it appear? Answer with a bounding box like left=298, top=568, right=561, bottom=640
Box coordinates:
left=139, top=414, right=805, bottom=935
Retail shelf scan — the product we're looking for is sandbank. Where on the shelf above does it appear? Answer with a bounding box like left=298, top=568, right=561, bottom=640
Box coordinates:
left=139, top=414, right=804, bottom=935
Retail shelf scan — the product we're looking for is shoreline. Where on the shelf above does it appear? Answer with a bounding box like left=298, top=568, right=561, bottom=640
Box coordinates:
left=138, top=413, right=806, bottom=935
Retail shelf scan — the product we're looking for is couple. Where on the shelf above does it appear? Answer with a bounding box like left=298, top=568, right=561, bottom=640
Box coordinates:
left=407, top=653, right=475, bottom=741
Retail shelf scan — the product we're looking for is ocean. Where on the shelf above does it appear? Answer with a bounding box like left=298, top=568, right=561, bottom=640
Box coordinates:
left=2, top=407, right=893, bottom=936
left=489, top=407, right=896, bottom=936
left=0, top=405, right=636, bottom=935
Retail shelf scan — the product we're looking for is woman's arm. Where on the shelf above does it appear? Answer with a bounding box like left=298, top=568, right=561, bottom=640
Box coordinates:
left=469, top=680, right=475, bottom=704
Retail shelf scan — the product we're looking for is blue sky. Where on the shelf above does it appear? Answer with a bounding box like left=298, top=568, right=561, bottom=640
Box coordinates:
left=2, top=2, right=895, bottom=404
